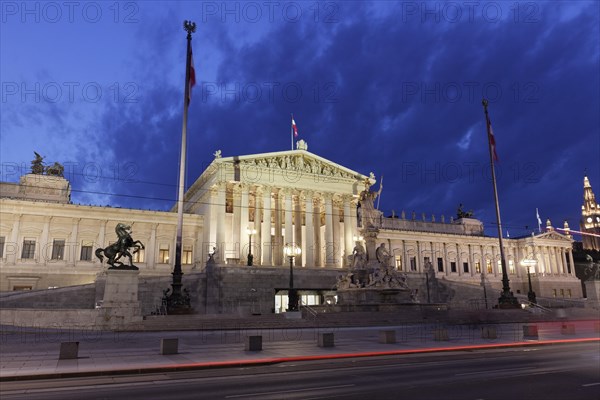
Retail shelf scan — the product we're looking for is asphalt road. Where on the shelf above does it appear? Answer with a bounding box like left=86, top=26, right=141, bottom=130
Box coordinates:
left=2, top=343, right=599, bottom=400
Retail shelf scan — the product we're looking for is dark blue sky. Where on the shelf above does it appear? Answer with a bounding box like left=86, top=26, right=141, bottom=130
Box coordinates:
left=1, top=1, right=599, bottom=238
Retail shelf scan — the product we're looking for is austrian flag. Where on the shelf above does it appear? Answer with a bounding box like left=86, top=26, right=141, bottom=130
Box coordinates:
left=188, top=48, right=196, bottom=104
left=291, top=116, right=298, bottom=137
left=486, top=113, right=499, bottom=162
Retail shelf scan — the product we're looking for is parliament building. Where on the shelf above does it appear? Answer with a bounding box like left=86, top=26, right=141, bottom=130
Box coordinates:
left=0, top=144, right=584, bottom=311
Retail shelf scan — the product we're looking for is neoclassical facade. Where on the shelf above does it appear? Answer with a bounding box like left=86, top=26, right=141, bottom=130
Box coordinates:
left=0, top=145, right=582, bottom=300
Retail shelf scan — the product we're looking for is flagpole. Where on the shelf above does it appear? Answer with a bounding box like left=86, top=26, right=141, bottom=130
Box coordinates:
left=482, top=99, right=519, bottom=309
left=290, top=113, right=294, bottom=150
left=166, top=20, right=196, bottom=314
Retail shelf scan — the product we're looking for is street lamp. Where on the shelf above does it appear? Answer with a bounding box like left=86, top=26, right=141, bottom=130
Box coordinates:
left=246, top=227, right=256, bottom=266
left=284, top=243, right=301, bottom=312
left=521, top=258, right=537, bottom=304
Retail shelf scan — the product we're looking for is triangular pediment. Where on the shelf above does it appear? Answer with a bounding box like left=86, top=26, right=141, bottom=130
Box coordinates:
left=534, top=231, right=573, bottom=242
left=219, top=150, right=367, bottom=181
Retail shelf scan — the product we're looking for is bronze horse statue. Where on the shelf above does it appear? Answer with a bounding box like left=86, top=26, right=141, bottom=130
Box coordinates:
left=95, top=223, right=144, bottom=270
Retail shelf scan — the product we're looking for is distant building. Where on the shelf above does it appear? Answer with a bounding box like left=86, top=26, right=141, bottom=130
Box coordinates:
left=580, top=175, right=600, bottom=251
left=0, top=146, right=582, bottom=308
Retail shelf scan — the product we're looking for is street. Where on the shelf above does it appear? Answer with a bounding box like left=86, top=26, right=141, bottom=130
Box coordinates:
left=2, top=342, right=598, bottom=399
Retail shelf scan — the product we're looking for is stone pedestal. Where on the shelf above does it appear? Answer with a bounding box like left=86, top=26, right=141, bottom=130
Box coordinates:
left=363, top=229, right=379, bottom=267
left=584, top=280, right=600, bottom=303
left=96, top=269, right=142, bottom=329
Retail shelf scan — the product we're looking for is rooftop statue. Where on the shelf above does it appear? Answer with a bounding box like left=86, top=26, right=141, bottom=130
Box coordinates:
left=46, top=162, right=64, bottom=177
left=359, top=178, right=383, bottom=229
left=31, top=152, right=45, bottom=174
left=456, top=203, right=474, bottom=219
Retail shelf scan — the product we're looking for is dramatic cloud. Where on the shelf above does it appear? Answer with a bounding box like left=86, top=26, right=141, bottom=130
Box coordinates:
left=1, top=1, right=598, bottom=238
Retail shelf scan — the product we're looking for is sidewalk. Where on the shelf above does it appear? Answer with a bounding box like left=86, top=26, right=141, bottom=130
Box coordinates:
left=1, top=320, right=598, bottom=381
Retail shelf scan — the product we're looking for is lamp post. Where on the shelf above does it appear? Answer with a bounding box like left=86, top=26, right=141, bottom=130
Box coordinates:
left=246, top=227, right=256, bottom=266
left=521, top=258, right=537, bottom=304
left=284, top=243, right=301, bottom=312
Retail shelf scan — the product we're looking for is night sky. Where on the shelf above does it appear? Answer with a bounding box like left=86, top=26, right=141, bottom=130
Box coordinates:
left=1, top=1, right=599, bottom=238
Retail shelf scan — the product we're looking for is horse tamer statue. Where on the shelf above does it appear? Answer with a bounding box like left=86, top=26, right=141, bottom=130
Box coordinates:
left=95, top=223, right=145, bottom=270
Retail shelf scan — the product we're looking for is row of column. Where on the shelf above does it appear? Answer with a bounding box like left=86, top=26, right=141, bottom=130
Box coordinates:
left=205, top=183, right=358, bottom=267
left=395, top=241, right=576, bottom=278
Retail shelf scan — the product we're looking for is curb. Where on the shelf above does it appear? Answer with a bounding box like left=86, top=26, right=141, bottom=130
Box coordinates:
left=1, top=337, right=598, bottom=382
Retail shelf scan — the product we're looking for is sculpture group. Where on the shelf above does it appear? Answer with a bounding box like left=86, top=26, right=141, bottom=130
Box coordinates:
left=95, top=223, right=145, bottom=270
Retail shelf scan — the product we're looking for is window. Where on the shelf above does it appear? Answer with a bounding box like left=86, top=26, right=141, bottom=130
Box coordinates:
left=21, top=239, right=36, bottom=259
left=450, top=261, right=457, bottom=273
left=497, top=260, right=502, bottom=273
left=508, top=260, right=515, bottom=274
left=475, top=261, right=481, bottom=273
left=567, top=289, right=572, bottom=298
left=437, top=257, right=444, bottom=272
left=395, top=255, right=402, bottom=271
left=552, top=289, right=557, bottom=297
left=51, top=239, right=65, bottom=260
left=159, top=245, right=170, bottom=263
left=410, top=257, right=417, bottom=271
left=0, top=236, right=5, bottom=258
left=486, top=260, right=493, bottom=274
left=182, top=246, right=192, bottom=265
left=463, top=262, right=469, bottom=273
left=423, top=256, right=430, bottom=264
left=133, top=248, right=145, bottom=263
left=80, top=243, right=93, bottom=261
left=560, top=289, right=565, bottom=297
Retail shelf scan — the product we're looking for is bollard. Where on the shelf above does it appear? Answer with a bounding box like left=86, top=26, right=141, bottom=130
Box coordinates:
left=481, top=326, right=498, bottom=339
left=59, top=342, right=79, bottom=360
left=318, top=332, right=335, bottom=347
left=160, top=338, right=179, bottom=355
left=560, top=324, right=575, bottom=335
left=245, top=335, right=262, bottom=351
left=522, top=325, right=539, bottom=339
left=379, top=330, right=396, bottom=344
left=433, top=329, right=449, bottom=341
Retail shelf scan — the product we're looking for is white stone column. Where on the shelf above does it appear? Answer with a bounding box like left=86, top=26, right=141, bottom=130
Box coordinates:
left=416, top=241, right=422, bottom=272
left=557, top=247, right=563, bottom=275
left=401, top=240, right=407, bottom=272
left=431, top=242, right=436, bottom=275
left=239, top=184, right=250, bottom=261
left=254, top=190, right=262, bottom=264
left=304, top=191, right=314, bottom=267
left=68, top=218, right=80, bottom=266
left=39, top=217, right=51, bottom=265
left=443, top=242, right=449, bottom=276
left=324, top=193, right=335, bottom=267
left=313, top=196, right=322, bottom=267
left=332, top=199, right=341, bottom=267
left=568, top=249, right=576, bottom=276
left=273, top=189, right=283, bottom=266
left=560, top=248, right=568, bottom=275
left=480, top=244, right=487, bottom=276
left=468, top=244, right=475, bottom=277
left=148, top=224, right=157, bottom=268
left=215, top=183, right=227, bottom=263
left=294, top=192, right=303, bottom=266
left=553, top=247, right=562, bottom=275
left=261, top=186, right=272, bottom=266
left=97, top=220, right=107, bottom=262
left=343, top=195, right=353, bottom=267
left=284, top=189, right=294, bottom=247
left=491, top=246, right=498, bottom=277
left=7, top=214, right=21, bottom=265
left=232, top=184, right=242, bottom=262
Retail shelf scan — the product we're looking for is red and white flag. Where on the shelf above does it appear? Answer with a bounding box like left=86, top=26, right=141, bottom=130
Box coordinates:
left=291, top=115, right=298, bottom=137
left=486, top=113, right=499, bottom=162
left=187, top=48, right=196, bottom=105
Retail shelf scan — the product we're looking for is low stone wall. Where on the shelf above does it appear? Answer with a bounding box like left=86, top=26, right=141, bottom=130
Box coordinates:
left=0, top=308, right=99, bottom=329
